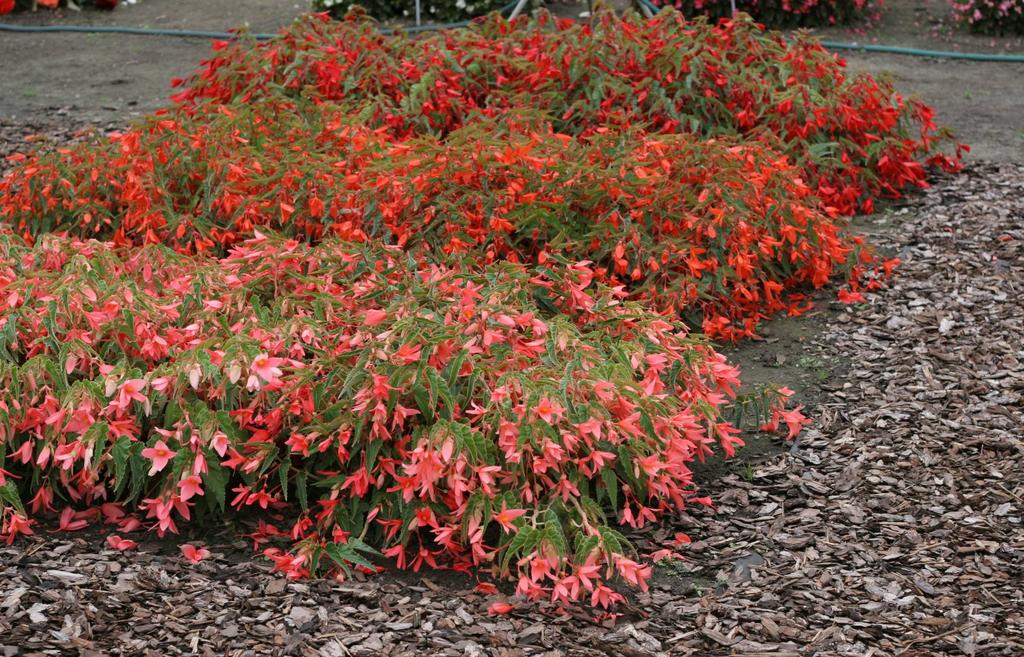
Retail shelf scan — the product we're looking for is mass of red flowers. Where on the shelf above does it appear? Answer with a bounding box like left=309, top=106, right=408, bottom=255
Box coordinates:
left=0, top=10, right=959, bottom=608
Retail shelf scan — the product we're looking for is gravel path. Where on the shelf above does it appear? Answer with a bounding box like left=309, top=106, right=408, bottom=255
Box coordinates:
left=1, top=163, right=1022, bottom=656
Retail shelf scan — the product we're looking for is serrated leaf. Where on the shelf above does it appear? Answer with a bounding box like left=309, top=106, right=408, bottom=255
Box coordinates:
left=501, top=526, right=539, bottom=572
left=112, top=437, right=131, bottom=496
left=601, top=466, right=619, bottom=509
left=0, top=482, right=25, bottom=514
left=325, top=542, right=375, bottom=571
left=426, top=367, right=454, bottom=420
left=87, top=421, right=109, bottom=473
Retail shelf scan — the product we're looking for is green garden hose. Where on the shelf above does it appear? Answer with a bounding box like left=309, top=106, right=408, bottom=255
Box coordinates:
left=2, top=9, right=1024, bottom=61
left=816, top=40, right=1024, bottom=62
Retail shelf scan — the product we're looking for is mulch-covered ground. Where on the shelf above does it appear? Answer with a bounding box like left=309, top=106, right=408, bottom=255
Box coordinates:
left=0, top=119, right=119, bottom=179
left=1, top=153, right=1021, bottom=656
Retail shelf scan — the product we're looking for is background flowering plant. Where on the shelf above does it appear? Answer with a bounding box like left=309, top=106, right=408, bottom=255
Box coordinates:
left=2, top=0, right=119, bottom=12
left=951, top=0, right=1024, bottom=33
left=311, top=0, right=514, bottom=22
left=168, top=11, right=963, bottom=214
left=651, top=0, right=874, bottom=26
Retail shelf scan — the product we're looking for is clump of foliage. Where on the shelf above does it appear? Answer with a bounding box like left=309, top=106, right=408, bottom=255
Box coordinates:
left=0, top=102, right=872, bottom=339
left=164, top=11, right=961, bottom=220
left=0, top=12, right=959, bottom=335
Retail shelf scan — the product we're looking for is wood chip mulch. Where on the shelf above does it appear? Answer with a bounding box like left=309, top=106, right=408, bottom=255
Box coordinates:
left=1, top=159, right=1021, bottom=657
left=0, top=118, right=119, bottom=179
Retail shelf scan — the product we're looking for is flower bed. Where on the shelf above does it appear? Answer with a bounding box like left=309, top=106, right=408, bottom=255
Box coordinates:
left=170, top=12, right=963, bottom=214
left=0, top=11, right=958, bottom=607
left=0, top=101, right=872, bottom=339
left=1, top=13, right=961, bottom=334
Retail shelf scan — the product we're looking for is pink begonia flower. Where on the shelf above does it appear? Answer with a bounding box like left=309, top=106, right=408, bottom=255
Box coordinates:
left=181, top=544, right=210, bottom=564
left=116, top=378, right=148, bottom=410
left=250, top=354, right=284, bottom=384
left=141, top=440, right=176, bottom=475
left=107, top=535, right=138, bottom=551
left=178, top=475, right=204, bottom=501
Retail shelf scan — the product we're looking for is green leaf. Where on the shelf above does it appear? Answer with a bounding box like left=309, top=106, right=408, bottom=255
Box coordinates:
left=296, top=471, right=309, bottom=511
left=347, top=536, right=383, bottom=557
left=112, top=437, right=132, bottom=496
left=573, top=534, right=600, bottom=564
left=501, top=526, right=539, bottom=572
left=204, top=453, right=228, bottom=513
left=324, top=542, right=375, bottom=572
left=278, top=457, right=291, bottom=502
left=216, top=410, right=245, bottom=441
left=411, top=382, right=432, bottom=419
left=365, top=439, right=383, bottom=474
left=639, top=411, right=659, bottom=442
left=127, top=451, right=146, bottom=503
left=543, top=506, right=568, bottom=553
left=0, top=482, right=25, bottom=514
left=426, top=367, right=454, bottom=420
left=597, top=526, right=632, bottom=558
left=601, top=466, right=619, bottom=509
left=443, top=350, right=466, bottom=388
left=87, top=421, right=109, bottom=473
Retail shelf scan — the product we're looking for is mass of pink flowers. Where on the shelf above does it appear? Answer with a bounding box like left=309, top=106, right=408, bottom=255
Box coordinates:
left=951, top=0, right=1024, bottom=33
left=650, top=0, right=874, bottom=26
left=0, top=231, right=801, bottom=606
